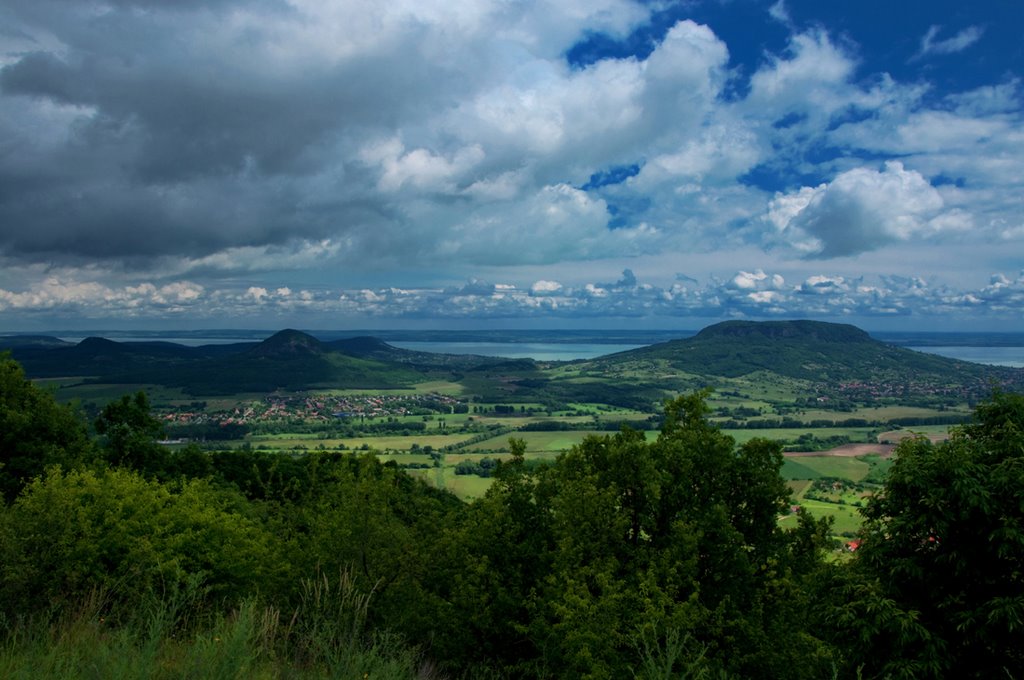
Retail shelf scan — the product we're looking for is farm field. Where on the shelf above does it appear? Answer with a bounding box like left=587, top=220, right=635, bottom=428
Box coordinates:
left=876, top=425, right=952, bottom=443
left=41, top=381, right=194, bottom=404
left=455, top=429, right=654, bottom=454
left=243, top=433, right=477, bottom=452
left=722, top=426, right=879, bottom=446
left=780, top=499, right=864, bottom=536
left=406, top=467, right=493, bottom=500
left=781, top=455, right=873, bottom=482
left=312, top=380, right=467, bottom=396
left=779, top=452, right=894, bottom=537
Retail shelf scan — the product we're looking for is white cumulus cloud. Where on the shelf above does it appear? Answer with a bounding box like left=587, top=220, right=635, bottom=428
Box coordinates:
left=768, top=161, right=947, bottom=258
left=531, top=280, right=563, bottom=295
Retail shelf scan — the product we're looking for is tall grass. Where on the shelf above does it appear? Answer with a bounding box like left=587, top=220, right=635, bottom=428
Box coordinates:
left=0, top=571, right=441, bottom=679
left=631, top=626, right=733, bottom=680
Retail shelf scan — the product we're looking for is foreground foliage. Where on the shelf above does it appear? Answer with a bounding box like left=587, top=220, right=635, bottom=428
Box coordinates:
left=0, top=575, right=433, bottom=680
left=822, top=390, right=1024, bottom=678
left=1, top=353, right=1022, bottom=678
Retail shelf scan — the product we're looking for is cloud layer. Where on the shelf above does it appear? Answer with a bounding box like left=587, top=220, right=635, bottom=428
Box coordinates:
left=0, top=0, right=1021, bottom=328
left=4, top=269, right=1023, bottom=328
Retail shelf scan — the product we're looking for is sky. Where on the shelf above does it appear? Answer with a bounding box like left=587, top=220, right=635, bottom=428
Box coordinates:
left=1, top=0, right=1022, bottom=332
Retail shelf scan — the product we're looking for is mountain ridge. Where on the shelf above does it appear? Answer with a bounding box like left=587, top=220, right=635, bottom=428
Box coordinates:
left=5, top=320, right=1022, bottom=397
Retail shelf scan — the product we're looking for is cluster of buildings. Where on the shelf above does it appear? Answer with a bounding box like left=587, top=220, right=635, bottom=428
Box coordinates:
left=159, top=392, right=463, bottom=426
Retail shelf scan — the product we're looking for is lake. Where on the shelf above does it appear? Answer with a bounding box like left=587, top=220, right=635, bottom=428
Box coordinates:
left=388, top=341, right=645, bottom=361
left=42, top=330, right=1024, bottom=367
left=906, top=346, right=1024, bottom=368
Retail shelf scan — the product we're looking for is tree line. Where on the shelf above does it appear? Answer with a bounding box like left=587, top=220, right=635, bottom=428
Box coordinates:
left=1, top=354, right=1021, bottom=678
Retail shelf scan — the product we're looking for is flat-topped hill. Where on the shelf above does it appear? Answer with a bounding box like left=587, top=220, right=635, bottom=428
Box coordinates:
left=596, top=319, right=1007, bottom=384
left=694, top=320, right=871, bottom=344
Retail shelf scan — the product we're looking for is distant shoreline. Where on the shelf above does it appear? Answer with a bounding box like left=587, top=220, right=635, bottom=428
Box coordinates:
left=6, top=328, right=1024, bottom=346
left=4, top=328, right=1024, bottom=366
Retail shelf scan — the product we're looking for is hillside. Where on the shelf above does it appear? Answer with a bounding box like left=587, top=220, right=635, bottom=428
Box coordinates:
left=8, top=321, right=1023, bottom=401
left=245, top=328, right=326, bottom=357
left=131, top=330, right=431, bottom=394
left=0, top=335, right=74, bottom=349
left=7, top=336, right=235, bottom=378
left=6, top=330, right=424, bottom=394
left=594, top=320, right=1019, bottom=386
left=325, top=335, right=515, bottom=371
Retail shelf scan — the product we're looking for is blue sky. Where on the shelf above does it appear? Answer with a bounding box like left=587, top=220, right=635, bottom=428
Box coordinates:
left=0, top=0, right=1022, bottom=331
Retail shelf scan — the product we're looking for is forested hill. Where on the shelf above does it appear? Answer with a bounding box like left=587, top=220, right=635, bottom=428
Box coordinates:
left=596, top=319, right=1020, bottom=385
left=0, top=329, right=529, bottom=394
left=4, top=320, right=1023, bottom=395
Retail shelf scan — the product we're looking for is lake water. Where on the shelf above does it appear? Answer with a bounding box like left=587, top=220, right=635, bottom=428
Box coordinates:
left=906, top=346, right=1024, bottom=368
left=50, top=335, right=646, bottom=359
left=42, top=332, right=1024, bottom=367
left=389, top=341, right=644, bottom=361
left=392, top=342, right=1024, bottom=365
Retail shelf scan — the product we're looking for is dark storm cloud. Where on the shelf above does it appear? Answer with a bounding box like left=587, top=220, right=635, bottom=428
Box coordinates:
left=1, top=51, right=81, bottom=103
left=0, top=0, right=471, bottom=263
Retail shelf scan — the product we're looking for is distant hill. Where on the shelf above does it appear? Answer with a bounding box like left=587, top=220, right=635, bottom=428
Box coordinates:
left=8, top=321, right=1023, bottom=399
left=594, top=319, right=1020, bottom=387
left=327, top=335, right=396, bottom=357
left=6, top=329, right=422, bottom=394
left=325, top=335, right=534, bottom=373
left=6, top=328, right=539, bottom=395
left=0, top=335, right=74, bottom=349
left=8, top=336, right=227, bottom=378
left=246, top=329, right=326, bottom=358
left=128, top=330, right=429, bottom=394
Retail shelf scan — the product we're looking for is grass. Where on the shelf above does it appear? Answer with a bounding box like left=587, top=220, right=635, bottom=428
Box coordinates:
left=780, top=452, right=895, bottom=539
left=244, top=433, right=475, bottom=452
left=376, top=452, right=437, bottom=465
left=0, top=573, right=436, bottom=680
left=876, top=425, right=952, bottom=443
left=460, top=429, right=616, bottom=453
left=786, top=479, right=813, bottom=498
left=438, top=470, right=494, bottom=500
left=315, top=380, right=466, bottom=397
left=406, top=467, right=493, bottom=501
left=445, top=452, right=512, bottom=464
left=792, top=499, right=865, bottom=535
left=848, top=404, right=972, bottom=419
left=564, top=402, right=644, bottom=415
left=54, top=383, right=192, bottom=404
left=722, top=427, right=876, bottom=446
left=781, top=459, right=830, bottom=481
left=780, top=456, right=871, bottom=482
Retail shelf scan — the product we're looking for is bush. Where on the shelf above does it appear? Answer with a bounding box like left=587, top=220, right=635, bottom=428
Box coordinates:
left=0, top=468, right=281, bottom=617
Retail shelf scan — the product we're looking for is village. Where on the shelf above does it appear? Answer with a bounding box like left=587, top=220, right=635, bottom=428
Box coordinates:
left=158, top=392, right=464, bottom=428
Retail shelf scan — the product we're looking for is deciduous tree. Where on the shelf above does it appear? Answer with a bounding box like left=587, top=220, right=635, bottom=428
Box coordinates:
left=827, top=391, right=1024, bottom=678
left=94, top=391, right=168, bottom=475
left=0, top=354, right=93, bottom=502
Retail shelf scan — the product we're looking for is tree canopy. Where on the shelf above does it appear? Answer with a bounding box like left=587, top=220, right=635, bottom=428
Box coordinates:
left=0, top=354, right=93, bottom=501
left=826, top=390, right=1024, bottom=678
